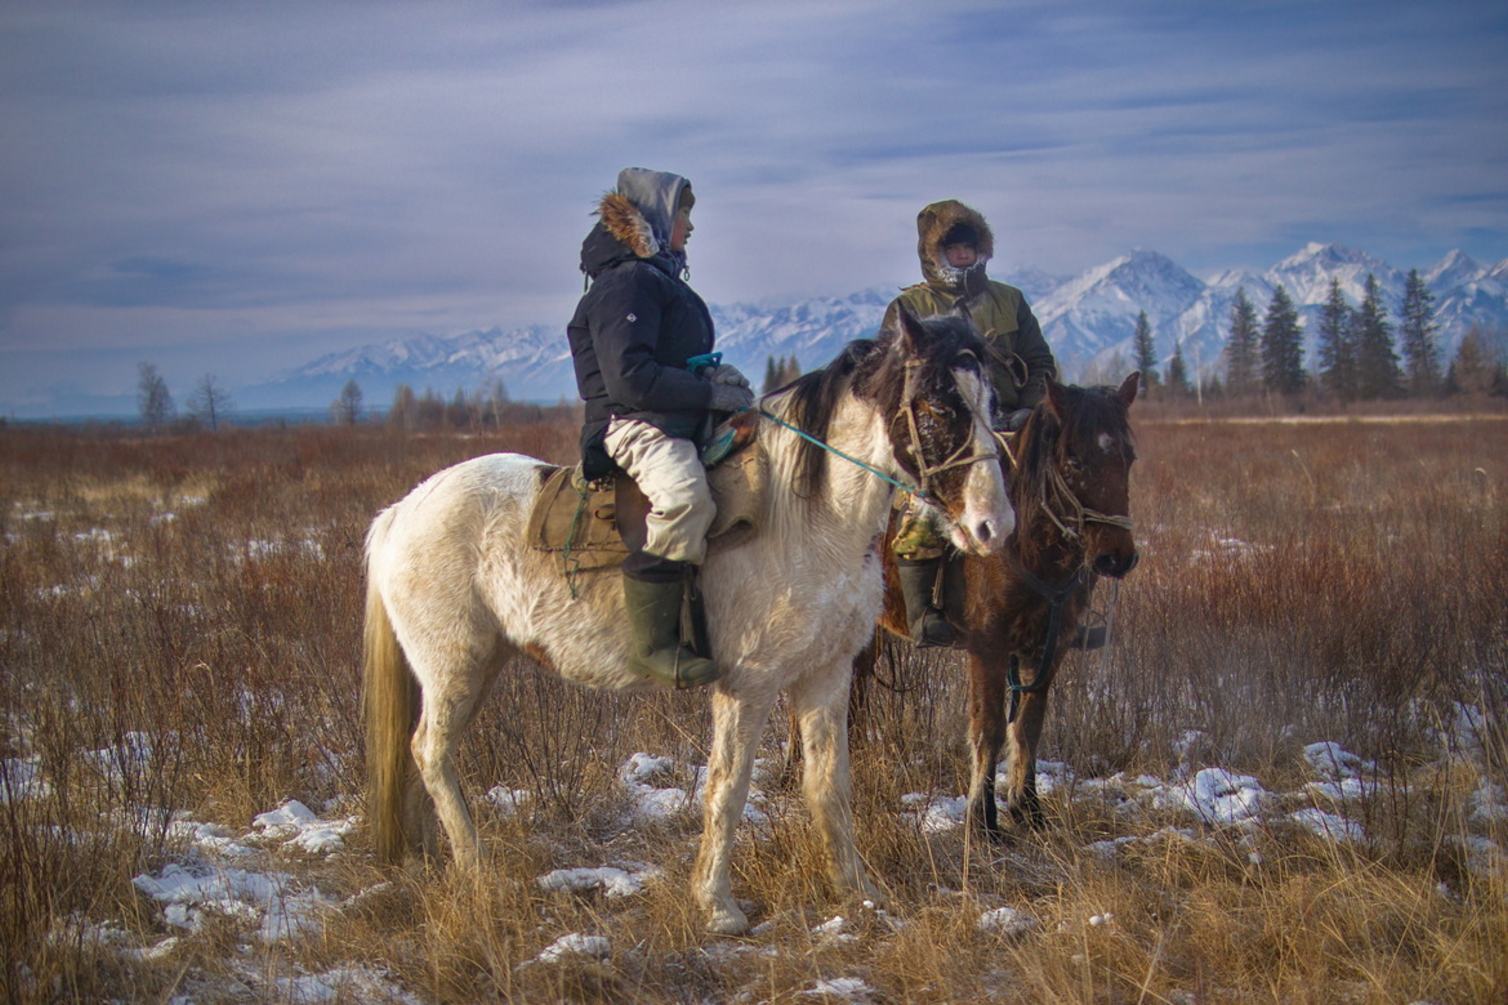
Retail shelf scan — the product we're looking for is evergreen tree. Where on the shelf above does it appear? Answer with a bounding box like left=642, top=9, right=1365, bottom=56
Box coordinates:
left=762, top=354, right=801, bottom=393
left=762, top=356, right=780, bottom=394
left=1398, top=269, right=1441, bottom=396
left=1223, top=287, right=1261, bottom=396
left=1260, top=285, right=1305, bottom=394
left=1315, top=279, right=1355, bottom=402
left=137, top=362, right=176, bottom=432
left=1165, top=341, right=1192, bottom=398
left=1132, top=311, right=1159, bottom=392
left=1352, top=273, right=1403, bottom=400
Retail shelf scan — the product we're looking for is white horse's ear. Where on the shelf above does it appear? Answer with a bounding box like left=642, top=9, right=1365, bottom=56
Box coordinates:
left=1119, top=371, right=1140, bottom=407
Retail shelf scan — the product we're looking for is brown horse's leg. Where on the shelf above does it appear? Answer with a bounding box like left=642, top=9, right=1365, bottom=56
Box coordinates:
left=1003, top=670, right=1051, bottom=829
left=965, top=650, right=1009, bottom=840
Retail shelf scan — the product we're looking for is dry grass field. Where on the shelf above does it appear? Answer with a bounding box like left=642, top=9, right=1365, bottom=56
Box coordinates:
left=2, top=406, right=1505, bottom=1004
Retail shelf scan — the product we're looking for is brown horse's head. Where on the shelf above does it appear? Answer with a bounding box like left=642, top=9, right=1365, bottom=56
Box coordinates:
left=1014, top=372, right=1139, bottom=577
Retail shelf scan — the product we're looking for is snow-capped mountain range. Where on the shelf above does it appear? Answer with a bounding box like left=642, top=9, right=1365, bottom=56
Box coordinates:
left=249, top=243, right=1508, bottom=408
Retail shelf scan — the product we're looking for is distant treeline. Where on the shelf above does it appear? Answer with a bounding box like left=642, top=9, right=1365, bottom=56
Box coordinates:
left=1105, top=272, right=1508, bottom=402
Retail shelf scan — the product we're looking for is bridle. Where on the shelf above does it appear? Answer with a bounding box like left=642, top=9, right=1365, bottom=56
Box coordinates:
left=757, top=352, right=1001, bottom=509
left=895, top=355, right=1001, bottom=503
left=996, top=426, right=1134, bottom=545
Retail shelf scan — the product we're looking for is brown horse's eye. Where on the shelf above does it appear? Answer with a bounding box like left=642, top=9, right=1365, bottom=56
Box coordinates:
left=1065, top=453, right=1084, bottom=472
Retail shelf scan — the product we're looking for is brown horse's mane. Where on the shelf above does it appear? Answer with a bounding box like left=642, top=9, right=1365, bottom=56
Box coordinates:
left=1010, top=382, right=1134, bottom=565
left=776, top=314, right=987, bottom=501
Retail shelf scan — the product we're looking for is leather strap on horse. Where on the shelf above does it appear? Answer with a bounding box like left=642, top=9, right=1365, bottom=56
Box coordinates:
left=995, top=428, right=1134, bottom=545
left=1004, top=552, right=1088, bottom=725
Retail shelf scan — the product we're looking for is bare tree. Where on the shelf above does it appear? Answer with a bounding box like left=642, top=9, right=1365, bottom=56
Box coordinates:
left=137, top=362, right=175, bottom=432
left=186, top=373, right=232, bottom=431
left=332, top=379, right=364, bottom=425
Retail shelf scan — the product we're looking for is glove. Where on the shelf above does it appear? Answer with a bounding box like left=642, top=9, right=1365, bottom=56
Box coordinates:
left=1002, top=408, right=1033, bottom=432
left=708, top=382, right=755, bottom=413
left=707, top=363, right=750, bottom=388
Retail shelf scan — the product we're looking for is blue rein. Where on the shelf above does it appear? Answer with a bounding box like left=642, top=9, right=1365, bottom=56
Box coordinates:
left=754, top=407, right=934, bottom=504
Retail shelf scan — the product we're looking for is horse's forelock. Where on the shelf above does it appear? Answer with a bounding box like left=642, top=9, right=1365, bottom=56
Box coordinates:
left=860, top=314, right=985, bottom=415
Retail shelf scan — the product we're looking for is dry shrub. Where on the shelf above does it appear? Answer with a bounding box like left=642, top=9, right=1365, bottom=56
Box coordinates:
left=2, top=413, right=1505, bottom=1002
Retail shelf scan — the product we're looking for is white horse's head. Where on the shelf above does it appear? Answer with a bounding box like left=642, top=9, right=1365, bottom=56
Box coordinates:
left=880, top=305, right=1013, bottom=555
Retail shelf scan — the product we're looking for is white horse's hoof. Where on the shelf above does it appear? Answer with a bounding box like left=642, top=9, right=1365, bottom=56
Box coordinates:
left=706, top=900, right=750, bottom=936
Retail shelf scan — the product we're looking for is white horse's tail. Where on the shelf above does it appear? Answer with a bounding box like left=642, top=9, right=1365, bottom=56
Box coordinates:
left=362, top=509, right=418, bottom=864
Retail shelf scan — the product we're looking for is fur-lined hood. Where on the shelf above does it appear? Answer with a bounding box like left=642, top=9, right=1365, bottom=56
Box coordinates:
left=579, top=168, right=693, bottom=280
left=915, top=199, right=996, bottom=292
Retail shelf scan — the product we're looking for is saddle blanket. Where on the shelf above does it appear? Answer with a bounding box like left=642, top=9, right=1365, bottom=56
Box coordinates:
left=525, top=436, right=768, bottom=574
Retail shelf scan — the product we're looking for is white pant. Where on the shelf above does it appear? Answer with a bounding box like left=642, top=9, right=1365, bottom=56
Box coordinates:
left=603, top=418, right=715, bottom=565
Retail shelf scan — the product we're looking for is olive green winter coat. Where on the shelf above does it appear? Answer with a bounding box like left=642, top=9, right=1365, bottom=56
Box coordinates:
left=882, top=200, right=1056, bottom=414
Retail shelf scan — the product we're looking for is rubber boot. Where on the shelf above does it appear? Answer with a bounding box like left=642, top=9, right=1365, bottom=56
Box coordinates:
left=897, top=557, right=956, bottom=649
left=621, top=575, right=721, bottom=688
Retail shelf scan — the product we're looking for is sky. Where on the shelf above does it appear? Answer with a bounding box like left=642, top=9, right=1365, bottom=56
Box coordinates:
left=2, top=0, right=1506, bottom=415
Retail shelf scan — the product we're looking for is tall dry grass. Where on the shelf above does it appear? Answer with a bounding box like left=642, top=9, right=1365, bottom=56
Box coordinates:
left=2, top=412, right=1504, bottom=1003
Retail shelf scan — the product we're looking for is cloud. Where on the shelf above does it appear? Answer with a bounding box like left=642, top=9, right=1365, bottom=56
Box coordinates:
left=1, top=0, right=1505, bottom=409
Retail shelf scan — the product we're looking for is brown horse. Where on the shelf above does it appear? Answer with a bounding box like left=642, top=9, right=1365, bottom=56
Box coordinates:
left=863, top=373, right=1140, bottom=837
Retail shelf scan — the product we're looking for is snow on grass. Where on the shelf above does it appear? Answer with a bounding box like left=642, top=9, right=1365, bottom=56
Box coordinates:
left=616, top=751, right=767, bottom=823
left=1, top=756, right=52, bottom=803
left=484, top=785, right=532, bottom=817
left=978, top=906, right=1035, bottom=937
left=530, top=932, right=612, bottom=964
left=801, top=975, right=877, bottom=1000
left=132, top=860, right=333, bottom=942
left=537, top=864, right=661, bottom=898
left=252, top=799, right=359, bottom=854
left=898, top=792, right=967, bottom=832
left=82, top=731, right=155, bottom=783
left=1157, top=767, right=1267, bottom=825
left=274, top=965, right=425, bottom=1005
left=1288, top=808, right=1366, bottom=844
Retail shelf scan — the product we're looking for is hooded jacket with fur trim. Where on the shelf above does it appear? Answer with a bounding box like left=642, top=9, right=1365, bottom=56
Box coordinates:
left=883, top=200, right=1056, bottom=414
left=568, top=170, right=715, bottom=479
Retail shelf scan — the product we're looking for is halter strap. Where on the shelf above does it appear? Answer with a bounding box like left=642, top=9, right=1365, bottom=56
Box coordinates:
left=897, top=358, right=1000, bottom=499
left=996, top=427, right=1134, bottom=544
left=755, top=356, right=1001, bottom=509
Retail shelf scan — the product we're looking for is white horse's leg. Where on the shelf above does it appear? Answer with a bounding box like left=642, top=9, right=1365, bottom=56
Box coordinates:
left=409, top=664, right=497, bottom=870
left=694, top=686, right=776, bottom=935
left=790, top=667, right=882, bottom=905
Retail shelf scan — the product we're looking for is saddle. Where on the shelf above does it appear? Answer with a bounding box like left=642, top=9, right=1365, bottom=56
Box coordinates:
left=525, top=411, right=766, bottom=575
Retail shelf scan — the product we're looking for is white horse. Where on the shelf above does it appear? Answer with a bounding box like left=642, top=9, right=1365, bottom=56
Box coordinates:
left=363, top=307, right=1012, bottom=934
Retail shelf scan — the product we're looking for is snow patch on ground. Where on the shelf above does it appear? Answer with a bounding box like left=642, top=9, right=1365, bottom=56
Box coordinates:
left=1159, top=767, right=1267, bottom=824
left=537, top=864, right=661, bottom=898
left=252, top=799, right=358, bottom=854
left=132, top=861, right=332, bottom=942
